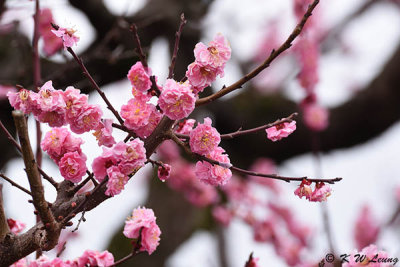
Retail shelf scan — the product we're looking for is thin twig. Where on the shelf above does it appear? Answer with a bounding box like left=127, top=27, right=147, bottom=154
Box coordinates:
left=110, top=228, right=144, bottom=266
left=168, top=13, right=187, bottom=79
left=38, top=168, right=58, bottom=189
left=12, top=111, right=58, bottom=241
left=129, top=24, right=148, bottom=68
left=169, top=132, right=342, bottom=184
left=0, top=173, right=32, bottom=196
left=195, top=0, right=320, bottom=106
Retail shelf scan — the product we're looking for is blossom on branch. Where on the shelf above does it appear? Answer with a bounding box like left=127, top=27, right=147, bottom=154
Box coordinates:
left=265, top=121, right=296, bottom=142
left=127, top=62, right=152, bottom=92
left=7, top=218, right=26, bottom=235
left=105, top=166, right=129, bottom=196
left=51, top=26, right=80, bottom=49
left=123, top=207, right=161, bottom=255
left=158, top=79, right=196, bottom=120
left=92, top=119, right=116, bottom=147
left=189, top=117, right=221, bottom=156
left=59, top=151, right=87, bottom=183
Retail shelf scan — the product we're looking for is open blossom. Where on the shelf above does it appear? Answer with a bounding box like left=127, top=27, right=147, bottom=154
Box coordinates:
left=121, top=98, right=154, bottom=130
left=93, top=119, right=116, bottom=147
left=266, top=121, right=296, bottom=142
left=69, top=104, right=102, bottom=134
left=8, top=89, right=34, bottom=114
left=158, top=79, right=196, bottom=120
left=354, top=205, right=380, bottom=250
left=186, top=62, right=218, bottom=94
left=157, top=164, right=171, bottom=181
left=105, top=166, right=129, bottom=196
left=118, top=139, right=147, bottom=175
left=51, top=27, right=79, bottom=49
left=127, top=62, right=152, bottom=92
left=194, top=33, right=231, bottom=69
left=0, top=85, right=16, bottom=100
left=27, top=255, right=66, bottom=267
left=92, top=147, right=120, bottom=181
left=134, top=108, right=162, bottom=138
left=195, top=146, right=232, bottom=186
left=59, top=151, right=87, bottom=183
left=189, top=117, right=220, bottom=156
left=77, top=250, right=114, bottom=267
left=310, top=182, right=331, bottom=202
left=41, top=127, right=83, bottom=163
left=123, top=207, right=161, bottom=255
left=63, top=86, right=88, bottom=121
left=343, top=244, right=391, bottom=267
left=7, top=218, right=26, bottom=234
left=294, top=179, right=313, bottom=200
left=303, top=103, right=329, bottom=131
left=10, top=258, right=27, bottom=267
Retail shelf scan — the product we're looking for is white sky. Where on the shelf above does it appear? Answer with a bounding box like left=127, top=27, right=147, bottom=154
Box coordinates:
left=1, top=0, right=400, bottom=266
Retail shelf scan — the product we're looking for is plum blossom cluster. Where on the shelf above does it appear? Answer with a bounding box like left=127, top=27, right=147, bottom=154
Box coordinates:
left=294, top=179, right=332, bottom=202
left=10, top=249, right=114, bottom=267
left=92, top=139, right=146, bottom=196
left=41, top=127, right=87, bottom=183
left=7, top=81, right=115, bottom=147
left=186, top=33, right=231, bottom=94
left=123, top=207, right=161, bottom=255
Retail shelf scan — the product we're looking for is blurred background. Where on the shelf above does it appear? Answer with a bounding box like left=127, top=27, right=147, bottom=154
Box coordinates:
left=1, top=0, right=400, bottom=266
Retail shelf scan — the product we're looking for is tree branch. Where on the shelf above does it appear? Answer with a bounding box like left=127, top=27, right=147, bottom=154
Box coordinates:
left=0, top=173, right=32, bottom=196
left=195, top=0, right=320, bottom=106
left=0, top=184, right=9, bottom=240
left=168, top=13, right=187, bottom=79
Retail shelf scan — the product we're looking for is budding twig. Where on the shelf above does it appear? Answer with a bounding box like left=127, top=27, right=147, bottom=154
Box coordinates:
left=130, top=24, right=148, bottom=68
left=168, top=13, right=187, bottom=79
left=196, top=0, right=320, bottom=106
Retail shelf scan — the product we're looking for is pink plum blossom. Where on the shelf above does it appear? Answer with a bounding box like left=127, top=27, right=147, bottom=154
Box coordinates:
left=295, top=37, right=319, bottom=93
left=195, top=146, right=232, bottom=186
left=157, top=164, right=171, bottom=181
left=69, top=104, right=102, bottom=134
left=354, top=205, right=380, bottom=250
left=294, top=179, right=313, bottom=200
left=310, top=182, right=332, bottom=202
left=92, top=147, right=120, bottom=181
left=7, top=218, right=26, bottom=234
left=118, top=139, right=147, bottom=175
left=59, top=151, right=87, bottom=183
left=62, top=86, right=88, bottom=122
left=186, top=62, right=218, bottom=94
left=265, top=121, right=296, bottom=142
left=302, top=103, right=329, bottom=131
left=41, top=127, right=83, bottom=163
left=253, top=218, right=276, bottom=242
left=158, top=79, right=196, bottom=120
left=134, top=108, right=162, bottom=138
left=127, top=62, right=152, bottom=92
left=51, top=27, right=80, bottom=49
left=140, top=223, right=161, bottom=255
left=28, top=255, right=68, bottom=267
left=39, top=9, right=63, bottom=56
left=156, top=140, right=180, bottom=161
left=123, top=207, right=161, bottom=255
left=194, top=33, right=231, bottom=69
left=189, top=117, right=221, bottom=156
left=105, top=166, right=129, bottom=196
left=7, top=89, right=33, bottom=114
left=10, top=258, right=27, bottom=267
left=77, top=250, right=114, bottom=267
left=121, top=98, right=155, bottom=130
left=93, top=119, right=116, bottom=147
left=176, top=119, right=196, bottom=135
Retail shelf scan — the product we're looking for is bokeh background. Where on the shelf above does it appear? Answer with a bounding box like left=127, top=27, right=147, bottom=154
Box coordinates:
left=1, top=0, right=400, bottom=266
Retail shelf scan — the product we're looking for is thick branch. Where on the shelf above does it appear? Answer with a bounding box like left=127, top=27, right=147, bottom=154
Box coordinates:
left=0, top=184, right=9, bottom=240
left=12, top=111, right=58, bottom=247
